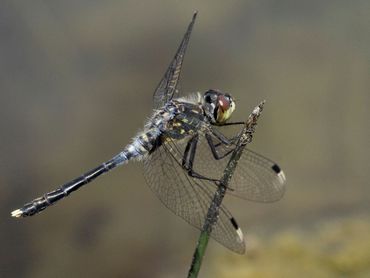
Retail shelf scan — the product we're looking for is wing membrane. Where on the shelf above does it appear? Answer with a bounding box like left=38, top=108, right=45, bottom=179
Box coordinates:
left=152, top=12, right=197, bottom=109
left=191, top=132, right=286, bottom=202
left=143, top=137, right=245, bottom=254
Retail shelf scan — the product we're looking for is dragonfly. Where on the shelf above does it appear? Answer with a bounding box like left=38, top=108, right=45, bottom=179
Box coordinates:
left=11, top=12, right=286, bottom=254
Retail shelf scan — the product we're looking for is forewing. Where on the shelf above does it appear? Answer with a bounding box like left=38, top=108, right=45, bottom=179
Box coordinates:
left=190, top=132, right=286, bottom=202
left=143, top=137, right=245, bottom=254
left=152, top=12, right=197, bottom=109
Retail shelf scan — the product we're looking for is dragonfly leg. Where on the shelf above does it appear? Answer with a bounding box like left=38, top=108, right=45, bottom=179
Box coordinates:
left=211, top=122, right=254, bottom=149
left=219, top=121, right=245, bottom=126
left=210, top=128, right=240, bottom=146
left=182, top=135, right=219, bottom=182
left=206, top=133, right=235, bottom=160
left=213, top=134, right=240, bottom=148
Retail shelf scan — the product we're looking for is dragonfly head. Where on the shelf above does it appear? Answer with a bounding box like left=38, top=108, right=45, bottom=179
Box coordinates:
left=203, top=89, right=236, bottom=124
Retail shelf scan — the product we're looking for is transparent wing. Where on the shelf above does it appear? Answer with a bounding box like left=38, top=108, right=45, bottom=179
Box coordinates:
left=191, top=131, right=286, bottom=202
left=143, top=136, right=245, bottom=254
left=152, top=12, right=197, bottom=109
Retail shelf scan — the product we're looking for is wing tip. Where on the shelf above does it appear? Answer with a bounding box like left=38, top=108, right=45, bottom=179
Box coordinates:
left=236, top=227, right=244, bottom=243
left=230, top=217, right=244, bottom=243
left=271, top=164, right=286, bottom=184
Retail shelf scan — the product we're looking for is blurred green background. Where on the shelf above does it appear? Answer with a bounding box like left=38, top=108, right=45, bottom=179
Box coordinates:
left=1, top=1, right=369, bottom=277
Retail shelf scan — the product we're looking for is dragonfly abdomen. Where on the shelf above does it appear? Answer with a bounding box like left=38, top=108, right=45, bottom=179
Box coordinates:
left=11, top=160, right=117, bottom=217
left=11, top=128, right=162, bottom=218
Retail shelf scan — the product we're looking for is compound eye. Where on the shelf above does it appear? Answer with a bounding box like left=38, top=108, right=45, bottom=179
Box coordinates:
left=225, top=94, right=233, bottom=103
left=205, top=94, right=212, bottom=103
left=218, top=95, right=230, bottom=111
left=204, top=89, right=219, bottom=103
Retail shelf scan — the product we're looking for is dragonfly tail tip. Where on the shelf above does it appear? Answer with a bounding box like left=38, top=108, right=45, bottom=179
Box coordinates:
left=11, top=209, right=23, bottom=218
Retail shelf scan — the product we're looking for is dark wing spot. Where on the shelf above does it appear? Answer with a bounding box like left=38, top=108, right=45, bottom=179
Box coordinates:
left=230, top=217, right=239, bottom=230
left=272, top=164, right=282, bottom=174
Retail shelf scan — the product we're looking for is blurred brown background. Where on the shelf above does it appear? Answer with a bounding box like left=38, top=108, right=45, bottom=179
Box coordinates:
left=1, top=1, right=369, bottom=277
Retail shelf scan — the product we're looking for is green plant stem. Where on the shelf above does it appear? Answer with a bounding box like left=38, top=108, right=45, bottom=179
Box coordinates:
left=187, top=101, right=266, bottom=278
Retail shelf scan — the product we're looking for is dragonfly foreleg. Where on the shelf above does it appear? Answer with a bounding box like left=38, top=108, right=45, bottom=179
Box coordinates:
left=218, top=121, right=245, bottom=126
left=210, top=124, right=248, bottom=149
left=210, top=128, right=238, bottom=146
left=205, top=133, right=235, bottom=160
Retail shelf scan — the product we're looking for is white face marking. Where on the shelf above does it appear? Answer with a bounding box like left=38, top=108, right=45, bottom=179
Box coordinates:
left=220, top=100, right=235, bottom=122
left=277, top=171, right=286, bottom=184
left=230, top=99, right=235, bottom=111
left=230, top=100, right=235, bottom=110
